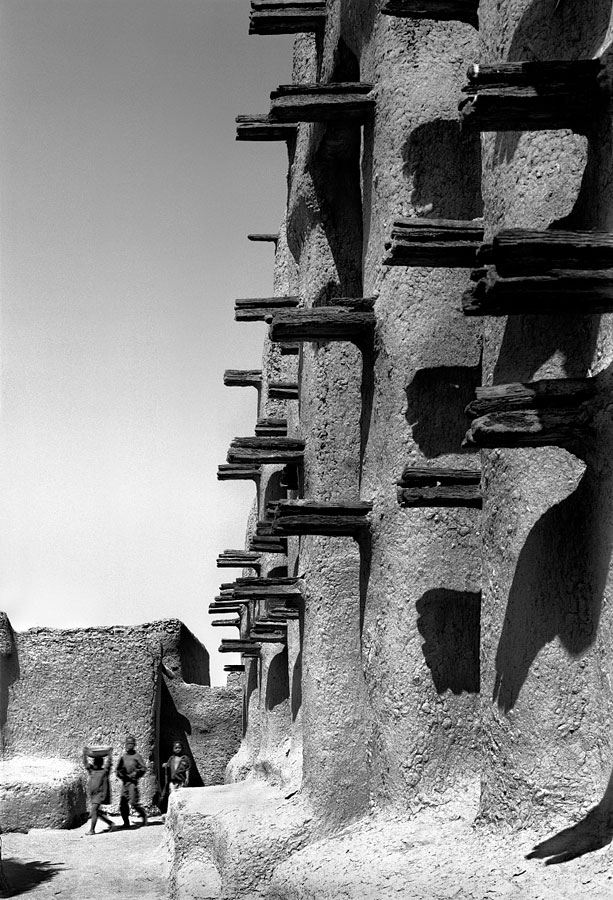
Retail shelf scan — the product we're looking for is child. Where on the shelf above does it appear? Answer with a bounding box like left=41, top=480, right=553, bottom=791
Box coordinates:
left=82, top=745, right=113, bottom=835
left=115, top=734, right=148, bottom=828
left=162, top=741, right=191, bottom=794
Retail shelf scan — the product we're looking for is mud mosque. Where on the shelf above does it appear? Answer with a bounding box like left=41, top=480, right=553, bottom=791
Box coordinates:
left=4, top=0, right=613, bottom=896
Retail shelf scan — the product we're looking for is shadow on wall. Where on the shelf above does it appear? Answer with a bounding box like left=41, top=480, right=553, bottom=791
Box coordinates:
left=1, top=857, right=64, bottom=897
left=402, top=120, right=483, bottom=219
left=266, top=648, right=290, bottom=711
left=527, top=764, right=613, bottom=864
left=493, top=0, right=613, bottom=165
left=158, top=678, right=203, bottom=788
left=416, top=589, right=481, bottom=694
left=493, top=466, right=613, bottom=712
left=405, top=363, right=482, bottom=458
left=0, top=619, right=20, bottom=742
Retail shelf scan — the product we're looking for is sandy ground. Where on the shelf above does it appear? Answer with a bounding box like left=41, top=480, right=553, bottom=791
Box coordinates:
left=0, top=815, right=167, bottom=900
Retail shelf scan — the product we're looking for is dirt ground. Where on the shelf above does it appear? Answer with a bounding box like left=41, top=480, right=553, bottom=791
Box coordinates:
left=0, top=815, right=167, bottom=900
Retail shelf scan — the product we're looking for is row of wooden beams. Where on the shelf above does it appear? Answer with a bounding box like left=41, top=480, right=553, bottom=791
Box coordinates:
left=464, top=378, right=595, bottom=449
left=397, top=467, right=482, bottom=508
left=255, top=417, right=287, bottom=436
left=272, top=500, right=372, bottom=537
left=249, top=0, right=326, bottom=35
left=269, top=307, right=375, bottom=345
left=459, top=60, right=603, bottom=134
left=235, top=295, right=300, bottom=323
left=228, top=436, right=305, bottom=465
left=381, top=0, right=478, bottom=27
left=236, top=114, right=297, bottom=142
left=217, top=464, right=261, bottom=483
left=224, top=369, right=262, bottom=388
left=217, top=550, right=262, bottom=570
left=269, top=82, right=376, bottom=123
left=384, top=218, right=484, bottom=268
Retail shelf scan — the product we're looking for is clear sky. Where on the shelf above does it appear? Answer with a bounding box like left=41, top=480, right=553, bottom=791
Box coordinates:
left=0, top=0, right=293, bottom=684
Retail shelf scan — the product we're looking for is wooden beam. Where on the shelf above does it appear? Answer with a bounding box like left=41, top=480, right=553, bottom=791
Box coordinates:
left=255, top=418, right=288, bottom=436
left=248, top=233, right=279, bottom=244
left=397, top=467, right=481, bottom=508
left=268, top=381, right=299, bottom=400
left=217, top=464, right=262, bottom=482
left=249, top=536, right=288, bottom=554
left=235, top=296, right=300, bottom=322
left=269, top=307, right=375, bottom=345
left=381, top=0, right=478, bottom=26
left=217, top=550, right=262, bottom=570
left=224, top=664, right=245, bottom=672
left=272, top=500, right=372, bottom=537
left=249, top=0, right=326, bottom=34
left=219, top=640, right=261, bottom=656
left=269, top=83, right=375, bottom=123
left=223, top=369, right=262, bottom=389
left=209, top=603, right=242, bottom=614
left=384, top=218, right=484, bottom=267
left=211, top=618, right=240, bottom=628
left=228, top=436, right=304, bottom=465
left=459, top=60, right=603, bottom=134
left=464, top=378, right=596, bottom=449
left=249, top=631, right=287, bottom=643
left=233, top=577, right=302, bottom=599
left=491, top=228, right=613, bottom=276
left=236, top=114, right=298, bottom=141
left=463, top=268, right=613, bottom=316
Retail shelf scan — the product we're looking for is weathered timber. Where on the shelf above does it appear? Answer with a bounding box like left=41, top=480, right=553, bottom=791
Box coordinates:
left=249, top=631, right=287, bottom=643
left=249, top=537, right=288, bottom=554
left=227, top=436, right=305, bottom=465
left=209, top=604, right=242, bottom=614
left=269, top=83, right=376, bottom=123
left=492, top=228, right=613, bottom=276
left=464, top=378, right=596, bottom=449
left=381, top=0, right=478, bottom=26
left=217, top=464, right=262, bottom=482
left=233, top=578, right=302, bottom=599
left=459, top=60, right=603, bottom=134
left=383, top=218, right=484, bottom=267
left=463, top=268, right=613, bottom=315
left=268, top=382, right=299, bottom=400
left=235, top=295, right=300, bottom=322
left=224, top=664, right=246, bottom=673
left=247, top=233, right=279, bottom=244
left=270, top=307, right=375, bottom=345
left=272, top=500, right=372, bottom=537
left=211, top=618, right=240, bottom=628
left=397, top=467, right=482, bottom=508
left=268, top=607, right=300, bottom=620
left=217, top=550, right=262, bottom=570
left=249, top=0, right=326, bottom=34
left=223, top=369, right=262, bottom=388
left=255, top=417, right=288, bottom=436
left=219, top=640, right=261, bottom=656
left=236, top=114, right=298, bottom=141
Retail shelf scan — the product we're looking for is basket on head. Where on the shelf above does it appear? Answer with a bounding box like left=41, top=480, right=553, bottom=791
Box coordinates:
left=84, top=745, right=113, bottom=759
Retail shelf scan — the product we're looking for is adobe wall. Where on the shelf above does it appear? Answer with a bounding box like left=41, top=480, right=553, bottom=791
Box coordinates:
left=0, top=615, right=241, bottom=815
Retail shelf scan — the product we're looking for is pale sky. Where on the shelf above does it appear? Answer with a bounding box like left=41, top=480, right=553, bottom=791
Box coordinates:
left=0, top=0, right=293, bottom=684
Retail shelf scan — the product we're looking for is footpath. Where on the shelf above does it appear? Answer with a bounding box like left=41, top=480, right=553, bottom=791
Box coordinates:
left=1, top=816, right=167, bottom=899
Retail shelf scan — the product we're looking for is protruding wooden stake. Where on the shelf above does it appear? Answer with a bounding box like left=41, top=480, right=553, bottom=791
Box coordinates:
left=211, top=618, right=241, bottom=628
left=269, top=83, right=375, bottom=123
left=255, top=418, right=288, bottom=436
left=223, top=369, right=262, bottom=388
left=209, top=603, right=243, bottom=614
left=217, top=550, right=262, bottom=570
left=224, top=664, right=246, bottom=673
left=270, top=307, right=375, bottom=346
left=384, top=218, right=484, bottom=267
left=397, top=467, right=481, bottom=508
left=268, top=382, right=299, bottom=400
left=227, top=436, right=305, bottom=465
left=272, top=500, right=372, bottom=537
left=248, top=233, right=279, bottom=244
left=219, top=639, right=261, bottom=656
left=217, top=464, right=262, bottom=483
left=235, top=296, right=300, bottom=322
left=382, top=0, right=478, bottom=26
left=464, top=378, right=596, bottom=449
left=236, top=114, right=298, bottom=141
left=459, top=60, right=603, bottom=134
left=249, top=0, right=326, bottom=34
left=249, top=535, right=288, bottom=554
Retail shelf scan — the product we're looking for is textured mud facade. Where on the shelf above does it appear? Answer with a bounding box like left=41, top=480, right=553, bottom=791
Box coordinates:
left=170, top=0, right=613, bottom=896
left=0, top=615, right=241, bottom=828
